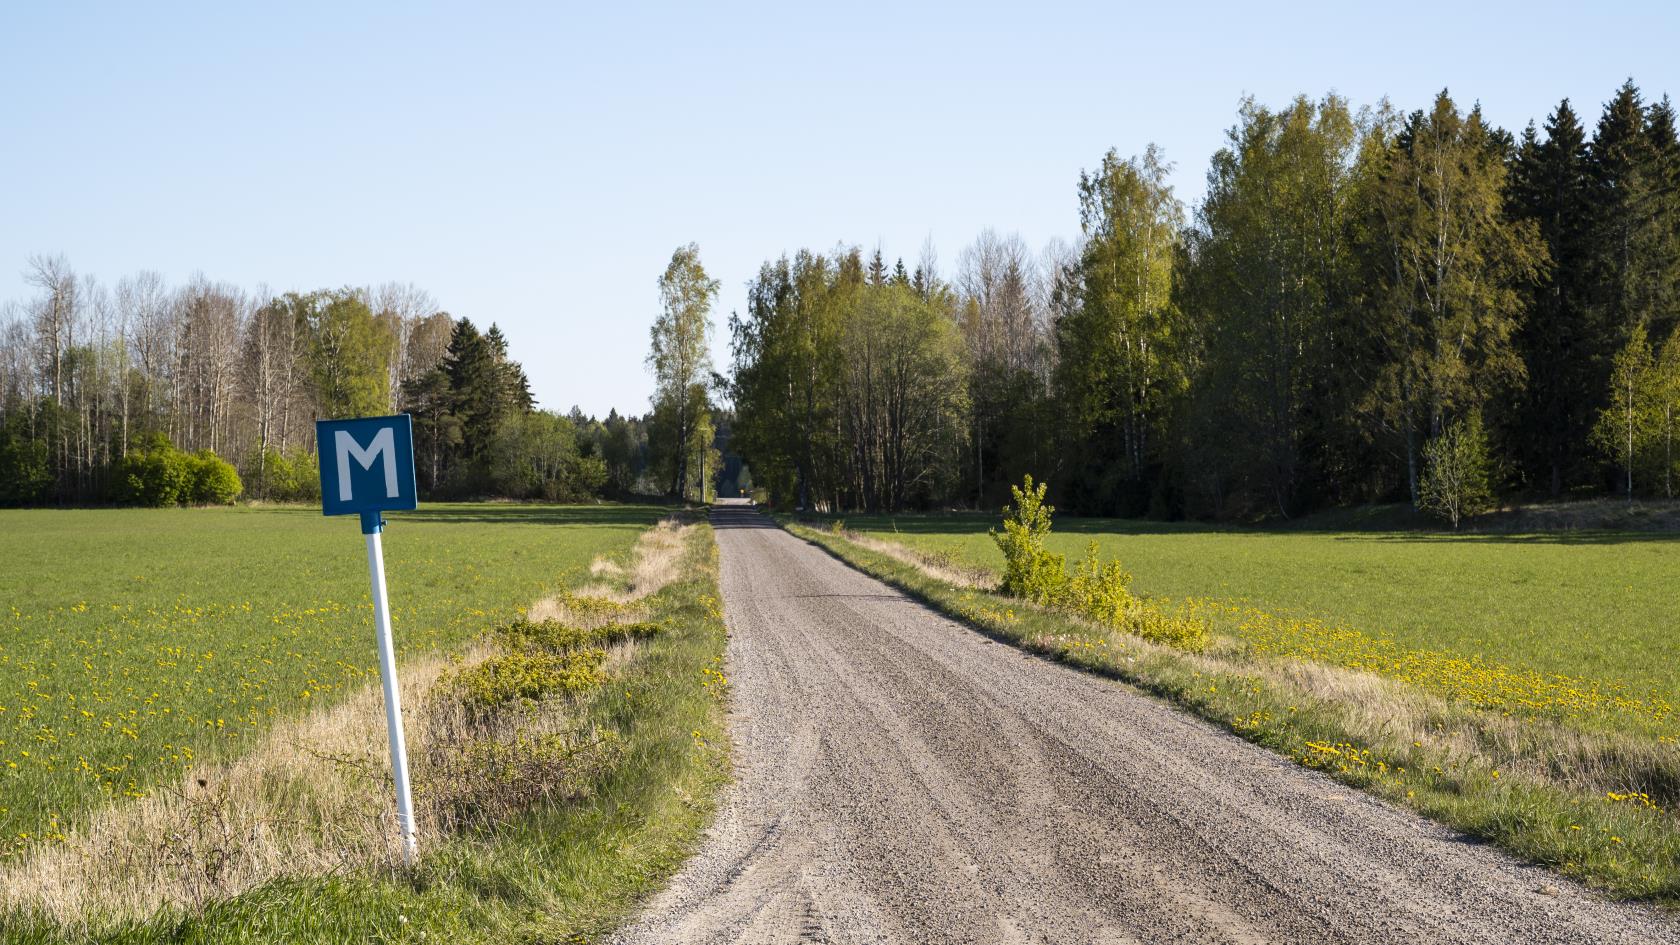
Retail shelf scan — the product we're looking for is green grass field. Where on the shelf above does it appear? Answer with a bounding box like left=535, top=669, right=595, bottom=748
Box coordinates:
left=840, top=512, right=1680, bottom=703
left=0, top=503, right=666, bottom=851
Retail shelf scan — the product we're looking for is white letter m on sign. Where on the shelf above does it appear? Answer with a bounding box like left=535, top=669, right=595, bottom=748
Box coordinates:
left=335, top=428, right=399, bottom=502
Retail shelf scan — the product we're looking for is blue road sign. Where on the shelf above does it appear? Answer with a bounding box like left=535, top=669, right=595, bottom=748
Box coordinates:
left=315, top=413, right=422, bottom=860
left=317, top=414, right=418, bottom=531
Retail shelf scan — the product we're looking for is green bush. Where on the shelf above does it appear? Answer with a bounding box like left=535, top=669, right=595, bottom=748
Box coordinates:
left=185, top=449, right=242, bottom=505
left=110, top=438, right=192, bottom=507
left=0, top=414, right=52, bottom=506
left=1065, top=540, right=1134, bottom=626
left=108, top=437, right=241, bottom=507
left=991, top=475, right=1067, bottom=604
left=990, top=475, right=1208, bottom=652
left=496, top=618, right=663, bottom=654
left=1132, top=607, right=1211, bottom=651
left=255, top=448, right=320, bottom=502
left=444, top=649, right=607, bottom=713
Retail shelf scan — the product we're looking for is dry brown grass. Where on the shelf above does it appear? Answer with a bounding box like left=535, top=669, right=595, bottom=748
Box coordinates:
left=1216, top=643, right=1680, bottom=803
left=0, top=649, right=463, bottom=925
left=0, top=516, right=696, bottom=930
left=1086, top=609, right=1680, bottom=806
left=844, top=530, right=995, bottom=589
left=414, top=660, right=620, bottom=838
left=532, top=519, right=694, bottom=622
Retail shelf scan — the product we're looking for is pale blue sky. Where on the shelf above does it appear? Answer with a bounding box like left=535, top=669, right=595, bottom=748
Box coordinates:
left=2, top=2, right=1674, bottom=417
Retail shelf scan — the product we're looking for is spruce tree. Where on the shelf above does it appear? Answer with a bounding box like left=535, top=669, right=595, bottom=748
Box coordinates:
left=1508, top=100, right=1593, bottom=495
left=1643, top=97, right=1680, bottom=341
left=485, top=323, right=535, bottom=410
left=892, top=258, right=910, bottom=287
left=1588, top=82, right=1667, bottom=338
left=867, top=249, right=888, bottom=286
left=398, top=365, right=457, bottom=492
left=443, top=318, right=500, bottom=468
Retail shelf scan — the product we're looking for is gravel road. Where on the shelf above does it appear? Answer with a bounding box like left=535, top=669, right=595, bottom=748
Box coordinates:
left=611, top=502, right=1680, bottom=944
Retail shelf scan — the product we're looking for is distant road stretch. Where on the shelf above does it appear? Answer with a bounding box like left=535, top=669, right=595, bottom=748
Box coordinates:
left=611, top=501, right=1678, bottom=945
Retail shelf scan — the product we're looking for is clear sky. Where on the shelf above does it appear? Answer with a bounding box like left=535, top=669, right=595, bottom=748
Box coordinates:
left=2, top=1, right=1674, bottom=417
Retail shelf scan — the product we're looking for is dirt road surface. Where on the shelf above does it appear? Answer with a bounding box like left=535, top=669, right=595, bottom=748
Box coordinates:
left=611, top=502, right=1680, bottom=944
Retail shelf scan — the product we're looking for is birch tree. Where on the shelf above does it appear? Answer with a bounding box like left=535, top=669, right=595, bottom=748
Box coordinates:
left=648, top=243, right=718, bottom=499
left=1054, top=145, right=1184, bottom=512
left=1420, top=412, right=1494, bottom=529
left=1185, top=95, right=1363, bottom=517
left=1594, top=324, right=1657, bottom=501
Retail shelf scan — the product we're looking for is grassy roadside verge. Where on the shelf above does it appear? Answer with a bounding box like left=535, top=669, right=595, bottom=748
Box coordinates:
left=4, top=517, right=730, bottom=944
left=783, top=519, right=1680, bottom=904
left=834, top=510, right=1680, bottom=703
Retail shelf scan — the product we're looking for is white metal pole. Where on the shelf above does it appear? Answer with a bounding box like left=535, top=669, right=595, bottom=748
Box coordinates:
left=365, top=527, right=418, bottom=865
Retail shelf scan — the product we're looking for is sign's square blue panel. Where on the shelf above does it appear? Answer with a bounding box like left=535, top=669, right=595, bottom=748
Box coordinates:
left=317, top=414, right=419, bottom=517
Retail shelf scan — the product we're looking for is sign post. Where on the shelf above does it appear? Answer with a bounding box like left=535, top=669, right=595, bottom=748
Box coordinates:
left=317, top=414, right=420, bottom=864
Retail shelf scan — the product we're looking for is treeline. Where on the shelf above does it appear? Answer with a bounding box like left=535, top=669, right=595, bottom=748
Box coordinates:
left=730, top=250, right=971, bottom=510
left=0, top=265, right=655, bottom=505
left=397, top=318, right=655, bottom=500
left=729, top=81, right=1680, bottom=519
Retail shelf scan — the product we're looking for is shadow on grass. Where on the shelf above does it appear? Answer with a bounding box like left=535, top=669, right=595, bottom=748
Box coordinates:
left=1327, top=530, right=1680, bottom=546
left=244, top=502, right=676, bottom=529
left=816, top=507, right=1680, bottom=547
left=826, top=512, right=1283, bottom=539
